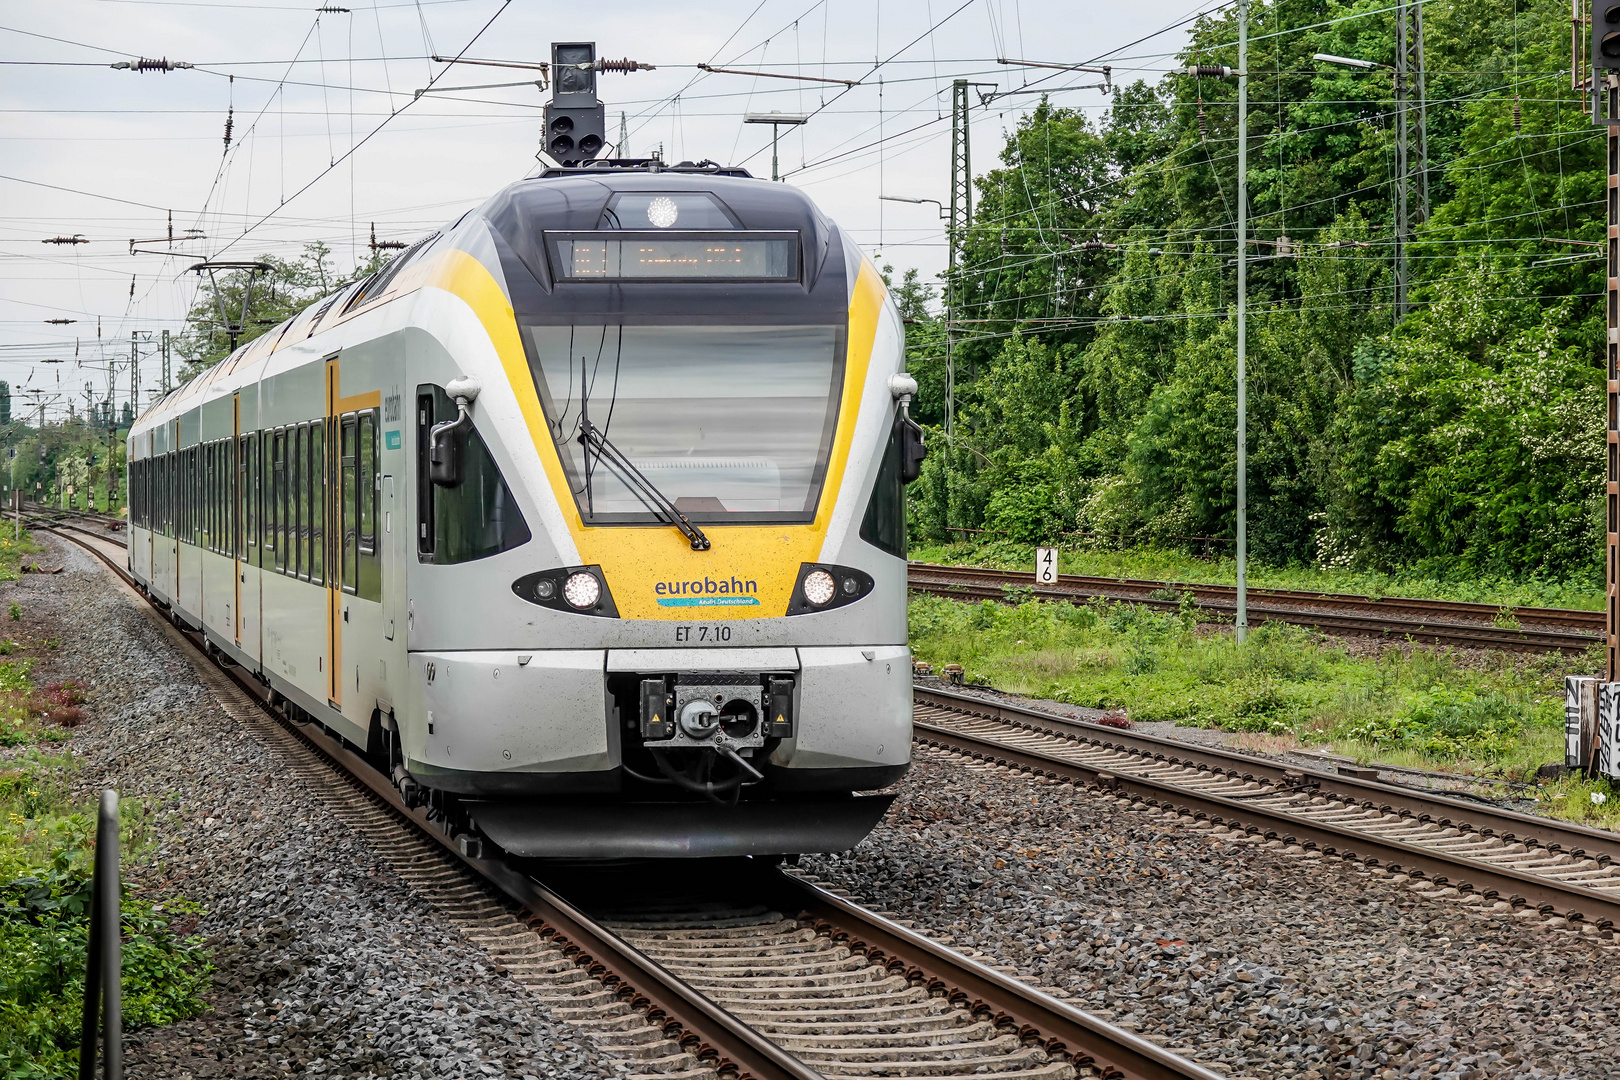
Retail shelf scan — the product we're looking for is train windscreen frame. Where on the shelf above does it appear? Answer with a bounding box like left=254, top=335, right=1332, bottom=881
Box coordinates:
left=522, top=323, right=843, bottom=525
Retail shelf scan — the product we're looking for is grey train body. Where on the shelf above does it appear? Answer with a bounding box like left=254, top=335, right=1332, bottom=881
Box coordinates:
left=125, top=169, right=918, bottom=858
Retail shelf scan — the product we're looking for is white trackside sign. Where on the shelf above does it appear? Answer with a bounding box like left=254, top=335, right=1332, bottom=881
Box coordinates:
left=1035, top=547, right=1058, bottom=585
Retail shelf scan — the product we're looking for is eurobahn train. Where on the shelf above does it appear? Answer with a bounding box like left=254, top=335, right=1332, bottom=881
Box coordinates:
left=124, top=162, right=925, bottom=858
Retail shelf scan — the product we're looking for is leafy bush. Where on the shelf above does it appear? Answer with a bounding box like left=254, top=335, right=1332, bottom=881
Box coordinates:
left=0, top=848, right=212, bottom=1077
left=1334, top=687, right=1553, bottom=762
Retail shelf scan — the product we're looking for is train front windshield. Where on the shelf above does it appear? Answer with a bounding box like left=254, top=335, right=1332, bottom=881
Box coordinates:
left=523, top=324, right=844, bottom=524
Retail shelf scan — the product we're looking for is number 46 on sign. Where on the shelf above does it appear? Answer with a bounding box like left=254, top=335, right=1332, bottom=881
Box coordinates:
left=1035, top=547, right=1058, bottom=585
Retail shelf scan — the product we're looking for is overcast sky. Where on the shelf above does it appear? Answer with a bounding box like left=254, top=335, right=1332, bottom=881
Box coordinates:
left=1, top=0, right=1205, bottom=422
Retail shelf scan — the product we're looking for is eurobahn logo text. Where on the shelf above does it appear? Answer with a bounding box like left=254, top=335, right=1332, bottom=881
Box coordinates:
left=655, top=576, right=761, bottom=607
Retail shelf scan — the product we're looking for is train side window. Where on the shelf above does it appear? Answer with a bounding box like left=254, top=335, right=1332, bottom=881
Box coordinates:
left=340, top=414, right=358, bottom=595
left=358, top=410, right=380, bottom=601
left=206, top=443, right=216, bottom=553
left=858, top=417, right=908, bottom=560
left=198, top=445, right=204, bottom=546
left=217, top=440, right=226, bottom=554
left=207, top=442, right=215, bottom=553
left=273, top=430, right=287, bottom=572
left=294, top=424, right=308, bottom=580
left=191, top=446, right=197, bottom=545
left=243, top=433, right=256, bottom=560
left=310, top=420, right=325, bottom=585
left=417, top=384, right=530, bottom=565
left=197, top=446, right=205, bottom=549
left=415, top=393, right=435, bottom=556
left=257, top=431, right=269, bottom=566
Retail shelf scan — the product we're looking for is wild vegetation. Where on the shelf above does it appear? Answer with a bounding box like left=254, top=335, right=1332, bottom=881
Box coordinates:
left=910, top=592, right=1583, bottom=784
left=911, top=538, right=1606, bottom=610
left=0, top=537, right=210, bottom=1076
left=901, top=0, right=1603, bottom=593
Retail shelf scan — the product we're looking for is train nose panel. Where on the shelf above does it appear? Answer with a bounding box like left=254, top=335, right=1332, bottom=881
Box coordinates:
left=464, top=794, right=895, bottom=858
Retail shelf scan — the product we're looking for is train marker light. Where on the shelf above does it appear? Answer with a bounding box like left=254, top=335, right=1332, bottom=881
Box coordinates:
left=534, top=578, right=557, bottom=601
left=803, top=569, right=836, bottom=606
left=647, top=196, right=679, bottom=228
left=564, top=571, right=602, bottom=609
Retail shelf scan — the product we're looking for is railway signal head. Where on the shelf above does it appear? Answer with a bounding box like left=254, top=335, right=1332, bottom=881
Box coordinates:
left=545, top=42, right=606, bottom=163
left=1596, top=2, right=1620, bottom=70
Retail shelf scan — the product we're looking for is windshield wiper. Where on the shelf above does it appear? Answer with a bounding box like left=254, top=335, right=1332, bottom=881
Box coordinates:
left=578, top=421, right=712, bottom=551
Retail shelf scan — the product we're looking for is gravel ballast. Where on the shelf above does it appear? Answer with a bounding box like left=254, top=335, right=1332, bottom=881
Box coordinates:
left=807, top=746, right=1620, bottom=1080
left=12, top=534, right=611, bottom=1079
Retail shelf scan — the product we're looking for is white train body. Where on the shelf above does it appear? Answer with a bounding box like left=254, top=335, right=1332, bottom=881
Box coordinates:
left=125, top=169, right=919, bottom=857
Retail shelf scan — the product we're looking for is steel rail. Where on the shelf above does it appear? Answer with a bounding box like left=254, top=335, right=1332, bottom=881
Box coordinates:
left=916, top=686, right=1620, bottom=864
left=915, top=721, right=1620, bottom=927
left=42, top=524, right=1219, bottom=1080
left=914, top=689, right=1620, bottom=928
left=773, top=873, right=1226, bottom=1080
left=908, top=563, right=1601, bottom=652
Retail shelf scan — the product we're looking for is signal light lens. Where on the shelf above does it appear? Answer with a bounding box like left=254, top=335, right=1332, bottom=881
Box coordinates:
left=564, top=571, right=602, bottom=609
left=551, top=135, right=575, bottom=155
left=1606, top=30, right=1620, bottom=57
left=803, top=569, right=836, bottom=607
left=551, top=115, right=575, bottom=134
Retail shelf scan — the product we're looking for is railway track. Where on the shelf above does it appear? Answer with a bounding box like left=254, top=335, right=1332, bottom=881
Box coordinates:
left=907, top=563, right=1603, bottom=653
left=914, top=684, right=1620, bottom=933
left=37, top=523, right=1220, bottom=1080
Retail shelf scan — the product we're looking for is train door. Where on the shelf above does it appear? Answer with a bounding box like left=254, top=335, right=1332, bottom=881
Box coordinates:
left=326, top=359, right=384, bottom=720
left=230, top=393, right=240, bottom=644
left=235, top=392, right=264, bottom=666
left=325, top=360, right=342, bottom=709
left=145, top=431, right=154, bottom=578
left=170, top=419, right=181, bottom=605
left=382, top=474, right=395, bottom=641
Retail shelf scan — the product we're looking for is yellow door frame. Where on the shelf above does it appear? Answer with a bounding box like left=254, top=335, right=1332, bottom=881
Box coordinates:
left=326, top=355, right=381, bottom=711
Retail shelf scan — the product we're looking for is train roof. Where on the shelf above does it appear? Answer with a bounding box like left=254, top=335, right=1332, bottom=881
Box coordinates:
left=132, top=165, right=849, bottom=436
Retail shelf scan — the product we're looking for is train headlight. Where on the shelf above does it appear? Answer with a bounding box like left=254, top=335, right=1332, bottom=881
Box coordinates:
left=803, top=569, right=836, bottom=606
left=564, top=571, right=602, bottom=609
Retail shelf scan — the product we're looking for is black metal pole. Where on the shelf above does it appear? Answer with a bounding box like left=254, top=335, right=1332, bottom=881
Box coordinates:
left=77, top=790, right=121, bottom=1080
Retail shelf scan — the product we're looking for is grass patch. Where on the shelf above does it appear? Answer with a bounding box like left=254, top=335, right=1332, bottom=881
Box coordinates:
left=0, top=759, right=210, bottom=1077
left=909, top=594, right=1574, bottom=781
left=0, top=539, right=211, bottom=1076
left=910, top=539, right=1604, bottom=611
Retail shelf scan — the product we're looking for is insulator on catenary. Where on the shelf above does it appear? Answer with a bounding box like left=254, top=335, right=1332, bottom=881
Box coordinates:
left=1186, top=64, right=1233, bottom=78
left=223, top=106, right=234, bottom=152
left=1513, top=99, right=1522, bottom=132
left=1197, top=99, right=1207, bottom=142
left=593, top=58, right=655, bottom=74
left=111, top=57, right=193, bottom=72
